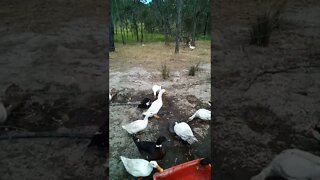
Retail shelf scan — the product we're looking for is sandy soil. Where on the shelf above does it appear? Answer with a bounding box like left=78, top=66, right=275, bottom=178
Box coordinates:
left=0, top=0, right=108, bottom=179
left=109, top=42, right=211, bottom=179
left=212, top=0, right=320, bottom=179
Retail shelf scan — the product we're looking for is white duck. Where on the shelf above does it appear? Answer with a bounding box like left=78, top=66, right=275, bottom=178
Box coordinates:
left=143, top=89, right=167, bottom=119
left=174, top=122, right=198, bottom=144
left=152, top=85, right=161, bottom=99
left=188, top=109, right=211, bottom=122
left=251, top=149, right=320, bottom=180
left=122, top=112, right=153, bottom=134
left=188, top=42, right=195, bottom=50
left=120, top=156, right=163, bottom=178
left=109, top=94, right=112, bottom=101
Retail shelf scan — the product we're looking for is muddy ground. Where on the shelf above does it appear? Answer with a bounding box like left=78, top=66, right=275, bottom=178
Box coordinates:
left=109, top=62, right=211, bottom=179
left=212, top=0, right=320, bottom=179
left=0, top=0, right=107, bottom=179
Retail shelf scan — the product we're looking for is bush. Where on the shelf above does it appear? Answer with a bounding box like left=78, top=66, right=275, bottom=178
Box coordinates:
left=188, top=62, right=200, bottom=76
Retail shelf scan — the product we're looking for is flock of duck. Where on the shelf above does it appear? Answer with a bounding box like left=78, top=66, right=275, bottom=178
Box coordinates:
left=110, top=85, right=211, bottom=178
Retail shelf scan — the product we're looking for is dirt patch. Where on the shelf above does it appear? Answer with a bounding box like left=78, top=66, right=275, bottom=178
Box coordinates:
left=213, top=0, right=320, bottom=179
left=109, top=88, right=211, bottom=179
left=0, top=0, right=108, bottom=179
left=109, top=39, right=211, bottom=179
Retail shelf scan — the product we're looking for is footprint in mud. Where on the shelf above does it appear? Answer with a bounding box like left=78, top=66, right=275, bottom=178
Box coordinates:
left=241, top=105, right=296, bottom=152
left=242, top=105, right=282, bottom=135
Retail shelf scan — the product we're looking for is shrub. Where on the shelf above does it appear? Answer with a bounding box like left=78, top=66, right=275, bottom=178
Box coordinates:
left=188, top=62, right=200, bottom=76
left=250, top=0, right=288, bottom=47
left=161, top=64, right=170, bottom=79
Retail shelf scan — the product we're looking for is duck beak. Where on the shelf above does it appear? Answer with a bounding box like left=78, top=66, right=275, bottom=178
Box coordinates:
left=156, top=165, right=164, bottom=173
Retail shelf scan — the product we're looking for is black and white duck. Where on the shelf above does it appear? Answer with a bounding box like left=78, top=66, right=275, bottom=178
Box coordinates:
left=143, top=89, right=167, bottom=119
left=138, top=98, right=152, bottom=109
left=133, top=136, right=167, bottom=161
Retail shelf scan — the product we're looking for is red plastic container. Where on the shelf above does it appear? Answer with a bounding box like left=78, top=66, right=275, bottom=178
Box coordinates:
left=153, top=158, right=211, bottom=180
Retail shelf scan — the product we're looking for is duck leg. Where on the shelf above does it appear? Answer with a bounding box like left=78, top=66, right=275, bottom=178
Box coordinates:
left=153, top=115, right=160, bottom=119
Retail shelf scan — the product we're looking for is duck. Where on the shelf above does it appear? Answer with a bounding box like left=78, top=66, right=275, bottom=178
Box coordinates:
left=122, top=112, right=153, bottom=134
left=251, top=149, right=320, bottom=180
left=174, top=122, right=198, bottom=144
left=0, top=102, right=7, bottom=124
left=120, top=156, right=163, bottom=178
left=311, top=124, right=320, bottom=141
left=143, top=89, right=167, bottom=119
left=133, top=136, right=167, bottom=161
left=152, top=85, right=161, bottom=99
left=188, top=42, right=195, bottom=50
left=109, top=94, right=112, bottom=101
left=188, top=109, right=211, bottom=122
left=87, top=121, right=107, bottom=147
left=138, top=98, right=152, bottom=109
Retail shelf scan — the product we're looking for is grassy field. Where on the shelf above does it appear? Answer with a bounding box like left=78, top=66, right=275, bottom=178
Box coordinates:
left=114, top=28, right=210, bottom=43
left=109, top=40, right=211, bottom=71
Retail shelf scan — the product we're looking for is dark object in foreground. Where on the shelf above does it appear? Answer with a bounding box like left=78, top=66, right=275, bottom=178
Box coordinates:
left=200, top=157, right=211, bottom=166
left=251, top=149, right=320, bottom=180
left=153, top=158, right=211, bottom=180
left=88, top=121, right=107, bottom=147
left=133, top=136, right=167, bottom=161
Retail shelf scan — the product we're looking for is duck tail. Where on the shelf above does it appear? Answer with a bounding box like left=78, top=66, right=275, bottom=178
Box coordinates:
left=187, top=136, right=198, bottom=144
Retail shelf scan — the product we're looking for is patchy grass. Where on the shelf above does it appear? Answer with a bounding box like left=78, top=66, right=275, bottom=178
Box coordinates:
left=114, top=31, right=165, bottom=43
left=188, top=62, right=200, bottom=76
left=250, top=0, right=288, bottom=46
left=114, top=29, right=211, bottom=44
left=109, top=41, right=210, bottom=71
left=161, top=64, right=170, bottom=79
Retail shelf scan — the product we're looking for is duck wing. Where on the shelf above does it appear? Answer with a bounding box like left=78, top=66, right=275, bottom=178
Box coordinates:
left=133, top=137, right=155, bottom=154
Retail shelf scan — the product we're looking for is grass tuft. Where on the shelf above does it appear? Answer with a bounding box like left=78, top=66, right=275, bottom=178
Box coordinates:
left=161, top=64, right=170, bottom=79
left=250, top=0, right=288, bottom=47
left=188, top=62, right=200, bottom=76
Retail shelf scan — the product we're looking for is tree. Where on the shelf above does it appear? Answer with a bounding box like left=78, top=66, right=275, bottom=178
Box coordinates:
left=175, top=0, right=182, bottom=53
left=109, top=3, right=115, bottom=52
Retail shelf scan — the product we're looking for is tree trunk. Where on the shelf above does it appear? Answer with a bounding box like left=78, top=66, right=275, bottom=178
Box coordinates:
left=125, top=22, right=129, bottom=39
left=175, top=0, right=182, bottom=53
left=191, top=18, right=197, bottom=44
left=131, top=24, right=134, bottom=39
left=115, top=23, right=117, bottom=35
left=109, top=11, right=115, bottom=51
left=140, top=22, right=144, bottom=44
left=120, top=23, right=126, bottom=45
left=203, top=12, right=209, bottom=36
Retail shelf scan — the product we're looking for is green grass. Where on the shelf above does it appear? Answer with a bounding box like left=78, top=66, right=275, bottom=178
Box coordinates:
left=197, top=35, right=211, bottom=41
left=114, top=28, right=210, bottom=44
left=114, top=30, right=165, bottom=43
